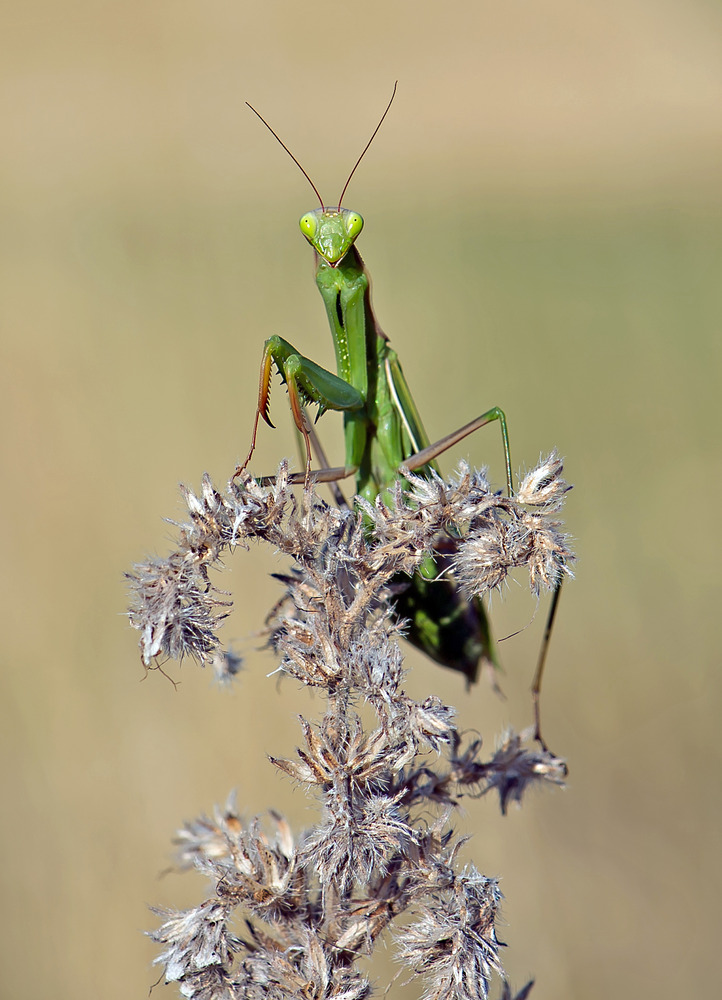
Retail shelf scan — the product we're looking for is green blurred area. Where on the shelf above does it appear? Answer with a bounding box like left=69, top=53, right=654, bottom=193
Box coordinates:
left=2, top=2, right=721, bottom=998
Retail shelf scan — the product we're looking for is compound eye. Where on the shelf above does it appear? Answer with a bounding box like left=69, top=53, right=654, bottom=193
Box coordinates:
left=299, top=213, right=318, bottom=241
left=344, top=212, right=364, bottom=240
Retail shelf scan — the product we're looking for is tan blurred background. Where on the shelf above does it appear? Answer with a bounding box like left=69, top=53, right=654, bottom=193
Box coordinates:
left=2, top=1, right=721, bottom=997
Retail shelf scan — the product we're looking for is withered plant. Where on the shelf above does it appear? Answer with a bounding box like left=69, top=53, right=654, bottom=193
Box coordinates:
left=127, top=456, right=573, bottom=1000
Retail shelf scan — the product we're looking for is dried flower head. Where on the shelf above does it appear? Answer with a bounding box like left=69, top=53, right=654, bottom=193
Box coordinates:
left=130, top=458, right=573, bottom=998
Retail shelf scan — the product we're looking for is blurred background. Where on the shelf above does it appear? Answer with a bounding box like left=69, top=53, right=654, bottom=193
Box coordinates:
left=1, top=1, right=720, bottom=997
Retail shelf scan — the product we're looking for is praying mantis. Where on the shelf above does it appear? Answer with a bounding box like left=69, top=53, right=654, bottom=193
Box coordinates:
left=235, top=86, right=561, bottom=742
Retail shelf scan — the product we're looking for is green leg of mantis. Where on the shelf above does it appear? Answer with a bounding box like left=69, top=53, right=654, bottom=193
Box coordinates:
left=530, top=582, right=563, bottom=751
left=405, top=405, right=565, bottom=750
left=402, top=406, right=512, bottom=493
left=234, top=334, right=364, bottom=485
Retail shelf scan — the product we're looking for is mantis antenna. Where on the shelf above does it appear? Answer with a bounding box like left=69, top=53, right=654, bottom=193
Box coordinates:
left=245, top=102, right=325, bottom=209
left=337, top=81, right=398, bottom=209
left=246, top=82, right=398, bottom=210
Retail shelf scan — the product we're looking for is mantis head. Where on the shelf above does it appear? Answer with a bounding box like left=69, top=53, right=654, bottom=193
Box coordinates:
left=299, top=208, right=364, bottom=266
left=247, top=83, right=394, bottom=267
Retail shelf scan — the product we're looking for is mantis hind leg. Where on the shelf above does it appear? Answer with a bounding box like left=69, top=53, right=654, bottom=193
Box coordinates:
left=531, top=580, right=564, bottom=752
left=399, top=408, right=563, bottom=749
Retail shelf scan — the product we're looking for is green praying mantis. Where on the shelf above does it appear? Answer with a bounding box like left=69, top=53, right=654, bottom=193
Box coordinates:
left=235, top=86, right=562, bottom=746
